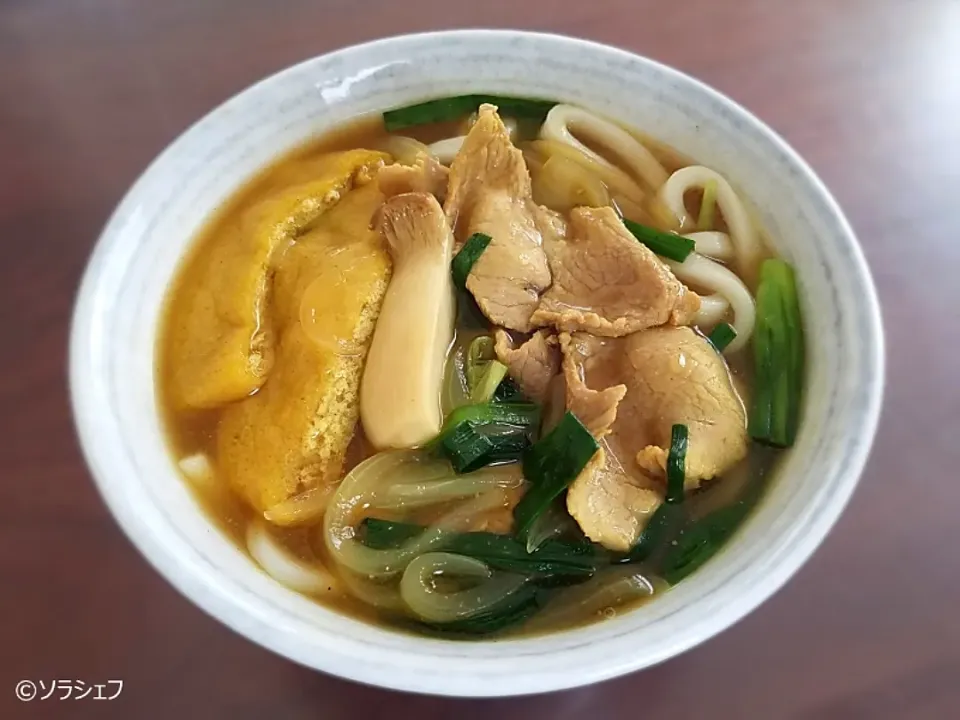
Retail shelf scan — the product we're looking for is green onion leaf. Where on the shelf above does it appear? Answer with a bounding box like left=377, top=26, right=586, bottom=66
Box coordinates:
left=749, top=259, right=805, bottom=447
left=697, top=179, right=718, bottom=231
left=622, top=218, right=696, bottom=262
left=439, top=422, right=495, bottom=473
left=514, top=412, right=599, bottom=541
left=665, top=424, right=688, bottom=504
left=466, top=336, right=509, bottom=404
left=707, top=322, right=738, bottom=352
left=660, top=503, right=750, bottom=584
left=622, top=503, right=682, bottom=563
left=417, top=584, right=545, bottom=636
left=493, top=377, right=526, bottom=404
left=429, top=402, right=540, bottom=473
left=383, top=95, right=556, bottom=132
left=452, top=232, right=492, bottom=291
left=359, top=518, right=601, bottom=578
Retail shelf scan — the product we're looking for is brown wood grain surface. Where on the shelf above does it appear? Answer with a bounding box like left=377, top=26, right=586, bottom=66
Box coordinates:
left=2, top=0, right=958, bottom=717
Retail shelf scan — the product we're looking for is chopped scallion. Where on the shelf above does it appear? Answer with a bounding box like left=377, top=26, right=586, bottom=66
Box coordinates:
left=665, top=424, right=688, bottom=504
left=622, top=218, right=695, bottom=262
left=452, top=232, right=492, bottom=291
left=383, top=95, right=556, bottom=132
left=749, top=259, right=805, bottom=447
left=697, top=179, right=718, bottom=230
left=514, top=412, right=599, bottom=540
left=707, top=322, right=738, bottom=352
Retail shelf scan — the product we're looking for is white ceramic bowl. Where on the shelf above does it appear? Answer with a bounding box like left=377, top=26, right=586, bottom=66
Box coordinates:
left=70, top=30, right=884, bottom=696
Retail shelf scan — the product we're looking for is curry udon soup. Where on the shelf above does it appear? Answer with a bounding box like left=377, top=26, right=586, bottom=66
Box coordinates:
left=159, top=96, right=805, bottom=638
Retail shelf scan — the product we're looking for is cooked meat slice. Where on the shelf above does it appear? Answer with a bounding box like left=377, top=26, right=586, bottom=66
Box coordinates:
left=566, top=327, right=747, bottom=489
left=531, top=206, right=700, bottom=337
left=627, top=328, right=748, bottom=483
left=566, top=449, right=662, bottom=552
left=444, top=104, right=551, bottom=331
left=378, top=152, right=449, bottom=201
left=167, top=149, right=387, bottom=408
left=493, top=329, right=561, bottom=403
left=563, top=327, right=747, bottom=550
left=217, top=182, right=391, bottom=516
left=560, top=333, right=625, bottom=438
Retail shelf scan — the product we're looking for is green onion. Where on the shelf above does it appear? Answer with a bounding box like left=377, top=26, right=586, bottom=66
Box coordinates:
left=434, top=402, right=540, bottom=446
left=660, top=503, right=750, bottom=584
left=383, top=95, right=556, bottom=132
left=359, top=518, right=601, bottom=579
left=418, top=584, right=544, bottom=636
left=514, top=412, right=599, bottom=540
left=622, top=218, right=696, bottom=262
left=466, top=336, right=509, bottom=404
left=451, top=232, right=492, bottom=291
left=622, top=503, right=682, bottom=563
left=430, top=402, right=540, bottom=473
left=439, top=422, right=495, bottom=473
left=493, top=377, right=526, bottom=403
left=749, top=259, right=805, bottom=447
left=697, top=179, right=718, bottom=230
left=707, top=322, right=738, bottom=352
left=665, top=424, right=688, bottom=504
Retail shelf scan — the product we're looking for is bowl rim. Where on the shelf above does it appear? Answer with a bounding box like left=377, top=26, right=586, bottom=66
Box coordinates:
left=70, top=28, right=885, bottom=696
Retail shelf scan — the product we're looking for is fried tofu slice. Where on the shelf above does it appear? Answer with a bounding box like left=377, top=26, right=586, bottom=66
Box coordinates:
left=216, top=181, right=391, bottom=517
left=166, top=149, right=387, bottom=408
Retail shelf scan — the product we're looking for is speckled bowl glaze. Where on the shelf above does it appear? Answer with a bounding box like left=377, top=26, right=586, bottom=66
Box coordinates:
left=70, top=30, right=884, bottom=696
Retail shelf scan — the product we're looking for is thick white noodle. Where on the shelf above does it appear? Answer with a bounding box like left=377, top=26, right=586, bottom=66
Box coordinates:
left=540, top=104, right=669, bottom=190
left=247, top=520, right=340, bottom=597
left=666, top=249, right=756, bottom=353
left=684, top=231, right=735, bottom=262
left=659, top=166, right=761, bottom=274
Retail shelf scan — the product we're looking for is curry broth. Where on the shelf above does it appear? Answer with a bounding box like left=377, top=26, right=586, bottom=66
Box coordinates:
left=157, top=112, right=781, bottom=637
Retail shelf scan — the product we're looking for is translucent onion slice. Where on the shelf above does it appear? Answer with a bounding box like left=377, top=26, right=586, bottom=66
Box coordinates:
left=526, top=566, right=658, bottom=629
left=529, top=139, right=647, bottom=205
left=247, top=520, right=339, bottom=596
left=400, top=552, right=528, bottom=623
left=263, top=483, right=337, bottom=527
left=540, top=105, right=669, bottom=192
left=323, top=450, right=510, bottom=578
left=377, top=135, right=433, bottom=165
left=532, top=154, right=610, bottom=212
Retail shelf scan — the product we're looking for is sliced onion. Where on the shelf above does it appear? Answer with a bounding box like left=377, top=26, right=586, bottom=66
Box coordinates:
left=323, top=450, right=510, bottom=578
left=529, top=139, right=647, bottom=205
left=247, top=520, right=339, bottom=596
left=338, top=570, right=405, bottom=611
left=428, top=136, right=465, bottom=164
left=532, top=154, right=610, bottom=212
left=379, top=466, right=522, bottom=509
left=377, top=135, right=432, bottom=165
left=526, top=566, right=657, bottom=630
left=400, top=552, right=528, bottom=623
left=541, top=105, right=669, bottom=192
left=263, top=483, right=337, bottom=527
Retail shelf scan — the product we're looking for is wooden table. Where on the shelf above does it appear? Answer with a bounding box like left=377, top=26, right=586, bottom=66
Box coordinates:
left=2, top=0, right=958, bottom=717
